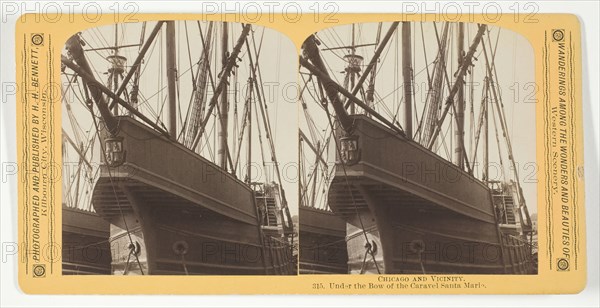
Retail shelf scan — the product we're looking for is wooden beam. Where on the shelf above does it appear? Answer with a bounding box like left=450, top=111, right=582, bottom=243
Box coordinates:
left=109, top=21, right=165, bottom=109
left=300, top=56, right=405, bottom=137
left=61, top=55, right=170, bottom=137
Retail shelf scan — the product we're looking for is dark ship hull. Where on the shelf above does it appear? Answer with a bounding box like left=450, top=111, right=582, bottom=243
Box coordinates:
left=92, top=117, right=295, bottom=275
left=62, top=206, right=111, bottom=275
left=328, top=115, right=534, bottom=274
left=299, top=206, right=348, bottom=274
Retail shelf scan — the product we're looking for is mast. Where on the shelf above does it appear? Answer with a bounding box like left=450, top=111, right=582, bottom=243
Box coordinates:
left=454, top=23, right=465, bottom=168
left=483, top=77, right=489, bottom=182
left=165, top=21, right=177, bottom=139
left=402, top=22, right=413, bottom=139
left=129, top=22, right=147, bottom=113
left=349, top=24, right=356, bottom=114
left=246, top=76, right=252, bottom=183
left=365, top=23, right=383, bottom=110
left=310, top=142, right=320, bottom=207
left=112, top=24, right=119, bottom=115
left=73, top=141, right=83, bottom=207
left=218, top=22, right=229, bottom=170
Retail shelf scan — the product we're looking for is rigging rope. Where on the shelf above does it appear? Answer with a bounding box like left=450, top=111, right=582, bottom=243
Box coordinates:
left=320, top=90, right=381, bottom=274
left=81, top=80, right=145, bottom=274
left=184, top=22, right=214, bottom=148
left=421, top=23, right=450, bottom=146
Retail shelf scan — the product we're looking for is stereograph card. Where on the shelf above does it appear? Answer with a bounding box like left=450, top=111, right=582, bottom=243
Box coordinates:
left=10, top=5, right=587, bottom=295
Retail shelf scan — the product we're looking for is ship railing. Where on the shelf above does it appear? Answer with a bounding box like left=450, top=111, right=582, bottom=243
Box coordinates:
left=62, top=202, right=97, bottom=213
left=505, top=233, right=537, bottom=251
left=500, top=232, right=537, bottom=274
left=299, top=204, right=335, bottom=212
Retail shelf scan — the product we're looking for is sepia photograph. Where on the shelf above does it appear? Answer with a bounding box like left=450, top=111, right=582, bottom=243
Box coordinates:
left=298, top=21, right=538, bottom=275
left=60, top=20, right=299, bottom=275
left=5, top=0, right=596, bottom=302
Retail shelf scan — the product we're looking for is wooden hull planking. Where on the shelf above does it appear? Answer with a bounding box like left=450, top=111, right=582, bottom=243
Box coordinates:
left=92, top=117, right=295, bottom=275
left=299, top=206, right=348, bottom=274
left=329, top=115, right=534, bottom=274
left=62, top=207, right=112, bottom=275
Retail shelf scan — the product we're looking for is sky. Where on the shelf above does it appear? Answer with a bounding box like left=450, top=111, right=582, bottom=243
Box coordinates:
left=61, top=20, right=537, bottom=219
left=61, top=20, right=300, bottom=215
left=299, top=21, right=538, bottom=214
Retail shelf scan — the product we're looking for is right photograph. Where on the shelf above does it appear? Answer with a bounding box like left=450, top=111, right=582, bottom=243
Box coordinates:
left=298, top=21, right=538, bottom=275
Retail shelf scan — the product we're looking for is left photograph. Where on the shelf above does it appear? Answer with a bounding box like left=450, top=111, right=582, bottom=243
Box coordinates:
left=60, top=20, right=298, bottom=275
